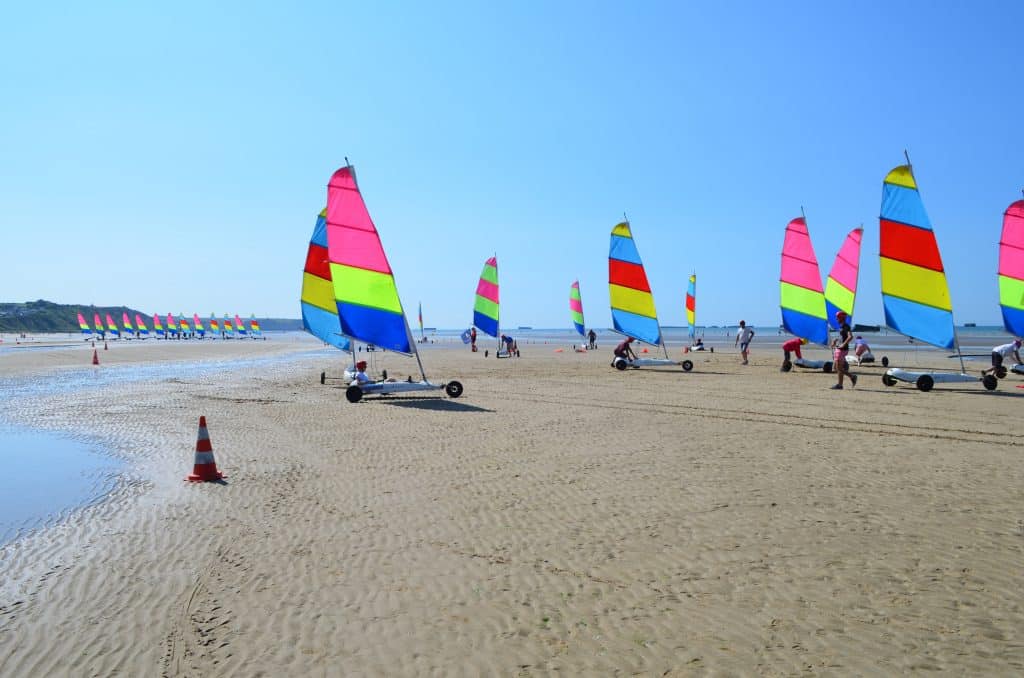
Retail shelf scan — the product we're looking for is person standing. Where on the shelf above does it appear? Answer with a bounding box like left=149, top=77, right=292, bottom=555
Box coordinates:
left=831, top=311, right=857, bottom=389
left=470, top=326, right=477, bottom=352
left=735, top=320, right=755, bottom=365
left=587, top=328, right=597, bottom=350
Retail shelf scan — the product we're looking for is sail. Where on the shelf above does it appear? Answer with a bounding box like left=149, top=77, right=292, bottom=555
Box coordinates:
left=93, top=313, right=104, bottom=337
left=825, top=227, right=864, bottom=330
left=179, top=314, right=191, bottom=335
left=135, top=314, right=150, bottom=337
left=105, top=313, right=120, bottom=338
left=418, top=302, right=424, bottom=338
left=686, top=274, right=696, bottom=338
left=879, top=164, right=954, bottom=349
left=780, top=217, right=829, bottom=346
left=193, top=313, right=205, bottom=338
left=302, top=209, right=351, bottom=351
left=122, top=312, right=134, bottom=335
left=167, top=313, right=178, bottom=336
left=249, top=314, right=262, bottom=337
left=209, top=313, right=220, bottom=335
left=326, top=165, right=413, bottom=354
left=608, top=222, right=661, bottom=346
left=569, top=281, right=585, bottom=337
left=223, top=314, right=234, bottom=337
left=234, top=314, right=247, bottom=336
left=473, top=257, right=499, bottom=338
left=153, top=313, right=165, bottom=337
left=999, top=199, right=1024, bottom=336
left=77, top=312, right=91, bottom=335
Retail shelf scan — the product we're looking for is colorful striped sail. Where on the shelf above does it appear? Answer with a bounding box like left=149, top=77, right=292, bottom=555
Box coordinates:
left=999, top=199, right=1024, bottom=336
left=418, top=302, right=424, bottom=339
left=608, top=222, right=661, bottom=346
left=473, top=257, right=499, bottom=338
left=179, top=314, right=191, bottom=335
left=249, top=314, right=262, bottom=337
left=105, top=313, right=120, bottom=338
left=135, top=314, right=150, bottom=338
left=686, top=274, right=696, bottom=338
left=879, top=164, right=954, bottom=349
left=301, top=209, right=350, bottom=351
left=209, top=313, right=220, bottom=335
left=167, top=313, right=178, bottom=336
left=569, top=281, right=585, bottom=337
left=825, top=227, right=864, bottom=330
left=223, top=314, right=234, bottom=337
left=234, top=314, right=248, bottom=336
left=152, top=313, right=165, bottom=337
left=77, top=312, right=91, bottom=335
left=122, top=312, right=134, bottom=336
left=780, top=217, right=829, bottom=346
left=93, top=313, right=105, bottom=337
left=326, top=165, right=413, bottom=354
left=193, top=313, right=205, bottom=338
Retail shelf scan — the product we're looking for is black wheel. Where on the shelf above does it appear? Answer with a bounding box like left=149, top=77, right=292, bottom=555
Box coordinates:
left=982, top=374, right=998, bottom=391
left=915, top=374, right=934, bottom=392
left=345, top=385, right=363, bottom=403
left=320, top=371, right=326, bottom=385
left=445, top=380, right=464, bottom=398
left=781, top=360, right=792, bottom=372
left=681, top=360, right=693, bottom=372
left=881, top=356, right=889, bottom=367
left=995, top=366, right=1007, bottom=379
left=882, top=374, right=896, bottom=387
left=822, top=361, right=833, bottom=374
left=614, top=358, right=627, bottom=371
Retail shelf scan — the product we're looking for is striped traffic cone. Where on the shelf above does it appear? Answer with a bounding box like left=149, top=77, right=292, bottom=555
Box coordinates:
left=92, top=349, right=99, bottom=365
left=185, top=416, right=224, bottom=482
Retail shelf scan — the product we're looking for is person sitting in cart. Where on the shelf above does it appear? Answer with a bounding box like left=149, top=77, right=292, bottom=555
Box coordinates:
left=613, top=336, right=638, bottom=364
left=353, top=360, right=372, bottom=384
left=853, top=336, right=875, bottom=364
left=984, top=339, right=1022, bottom=377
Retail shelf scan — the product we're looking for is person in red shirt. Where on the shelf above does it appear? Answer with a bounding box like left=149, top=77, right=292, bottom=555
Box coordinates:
left=781, top=337, right=807, bottom=371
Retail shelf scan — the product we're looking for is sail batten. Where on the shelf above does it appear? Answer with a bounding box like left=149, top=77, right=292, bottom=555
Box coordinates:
left=825, top=227, right=863, bottom=329
left=326, top=166, right=413, bottom=355
left=473, top=257, right=500, bottom=338
left=998, top=199, right=1024, bottom=335
left=608, top=222, right=662, bottom=346
left=780, top=217, right=829, bottom=346
left=569, top=281, right=585, bottom=337
left=879, top=163, right=955, bottom=349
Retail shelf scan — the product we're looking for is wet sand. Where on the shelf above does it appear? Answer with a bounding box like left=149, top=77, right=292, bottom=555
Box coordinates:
left=1, top=336, right=1023, bottom=675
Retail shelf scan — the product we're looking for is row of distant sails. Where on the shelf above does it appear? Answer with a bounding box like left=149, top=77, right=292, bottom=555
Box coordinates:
left=77, top=312, right=262, bottom=339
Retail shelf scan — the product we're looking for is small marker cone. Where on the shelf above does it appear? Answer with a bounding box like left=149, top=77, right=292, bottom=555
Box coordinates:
left=186, top=416, right=224, bottom=482
left=104, top=341, right=108, bottom=351
left=92, top=349, right=99, bottom=365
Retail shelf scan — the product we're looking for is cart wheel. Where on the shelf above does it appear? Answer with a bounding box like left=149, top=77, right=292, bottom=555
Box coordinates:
left=995, top=366, right=1007, bottom=379
left=445, top=380, right=464, bottom=398
left=781, top=360, right=792, bottom=372
left=982, top=374, right=998, bottom=391
left=822, top=361, right=833, bottom=374
left=320, top=371, right=326, bottom=385
left=915, top=374, right=934, bottom=392
left=882, top=374, right=896, bottom=387
left=881, top=356, right=889, bottom=367
left=345, top=385, right=363, bottom=403
left=614, top=358, right=628, bottom=371
left=681, top=360, right=693, bottom=371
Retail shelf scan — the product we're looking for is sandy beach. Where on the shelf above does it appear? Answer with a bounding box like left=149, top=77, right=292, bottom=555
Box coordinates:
left=1, top=335, right=1023, bottom=675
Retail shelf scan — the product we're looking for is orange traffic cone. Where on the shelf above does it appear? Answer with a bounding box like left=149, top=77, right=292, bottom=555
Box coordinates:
left=104, top=341, right=108, bottom=351
left=92, top=349, right=99, bottom=365
left=641, top=348, right=649, bottom=354
left=186, top=416, right=224, bottom=482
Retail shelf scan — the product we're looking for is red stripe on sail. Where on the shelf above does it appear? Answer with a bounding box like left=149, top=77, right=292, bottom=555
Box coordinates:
left=304, top=244, right=331, bottom=279
left=609, top=259, right=651, bottom=292
left=880, top=219, right=944, bottom=272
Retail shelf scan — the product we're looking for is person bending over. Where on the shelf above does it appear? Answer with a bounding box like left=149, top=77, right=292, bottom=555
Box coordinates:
left=985, top=339, right=1022, bottom=377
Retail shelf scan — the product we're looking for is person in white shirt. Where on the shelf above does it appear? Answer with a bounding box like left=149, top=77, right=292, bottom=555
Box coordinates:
left=984, top=339, right=1022, bottom=377
left=734, top=320, right=755, bottom=365
left=353, top=360, right=372, bottom=384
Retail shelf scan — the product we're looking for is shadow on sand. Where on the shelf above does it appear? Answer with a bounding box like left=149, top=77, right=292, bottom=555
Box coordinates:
left=371, top=397, right=493, bottom=412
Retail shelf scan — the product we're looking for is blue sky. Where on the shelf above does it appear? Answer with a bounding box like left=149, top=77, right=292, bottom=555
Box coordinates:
left=2, top=2, right=1021, bottom=330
